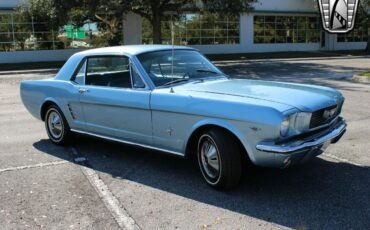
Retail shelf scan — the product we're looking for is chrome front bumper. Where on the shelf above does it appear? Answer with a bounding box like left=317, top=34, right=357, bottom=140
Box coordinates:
left=255, top=118, right=346, bottom=167
left=257, top=118, right=346, bottom=154
left=256, top=119, right=346, bottom=153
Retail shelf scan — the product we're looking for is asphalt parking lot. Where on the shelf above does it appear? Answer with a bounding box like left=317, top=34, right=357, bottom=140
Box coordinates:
left=0, top=56, right=369, bottom=229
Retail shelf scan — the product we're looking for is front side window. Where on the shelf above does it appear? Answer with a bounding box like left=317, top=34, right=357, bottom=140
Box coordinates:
left=73, top=60, right=86, bottom=85
left=137, top=50, right=224, bottom=87
left=85, top=56, right=132, bottom=88
left=130, top=64, right=146, bottom=88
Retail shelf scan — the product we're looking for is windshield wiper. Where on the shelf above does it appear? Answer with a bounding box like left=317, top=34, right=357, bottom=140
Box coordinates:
left=196, top=69, right=219, bottom=74
left=161, top=78, right=191, bottom=87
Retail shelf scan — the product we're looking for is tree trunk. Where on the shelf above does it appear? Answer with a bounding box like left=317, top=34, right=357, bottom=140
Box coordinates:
left=151, top=9, right=162, bottom=44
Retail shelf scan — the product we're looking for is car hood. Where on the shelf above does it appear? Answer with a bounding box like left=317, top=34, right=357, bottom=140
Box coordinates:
left=177, top=79, right=343, bottom=112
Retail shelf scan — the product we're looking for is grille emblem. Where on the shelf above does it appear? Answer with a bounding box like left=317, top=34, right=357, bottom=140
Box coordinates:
left=318, top=0, right=359, bottom=33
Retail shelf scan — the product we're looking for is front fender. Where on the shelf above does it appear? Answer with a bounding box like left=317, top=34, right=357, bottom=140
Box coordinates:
left=184, top=118, right=257, bottom=163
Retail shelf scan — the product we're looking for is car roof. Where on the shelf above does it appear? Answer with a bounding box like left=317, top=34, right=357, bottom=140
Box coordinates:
left=55, top=45, right=198, bottom=81
left=78, top=45, right=197, bottom=56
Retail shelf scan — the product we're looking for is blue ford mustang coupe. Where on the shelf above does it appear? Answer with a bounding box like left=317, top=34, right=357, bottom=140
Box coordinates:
left=21, top=45, right=346, bottom=189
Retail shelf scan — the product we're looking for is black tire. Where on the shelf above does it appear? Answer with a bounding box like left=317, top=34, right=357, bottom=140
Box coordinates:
left=197, top=128, right=242, bottom=190
left=44, top=105, right=72, bottom=146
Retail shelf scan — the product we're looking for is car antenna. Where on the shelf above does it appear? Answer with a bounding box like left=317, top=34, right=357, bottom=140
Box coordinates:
left=170, top=16, right=175, bottom=93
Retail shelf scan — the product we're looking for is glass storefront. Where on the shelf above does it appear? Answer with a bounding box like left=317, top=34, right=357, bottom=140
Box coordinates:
left=1, top=10, right=368, bottom=52
left=0, top=13, right=60, bottom=51
left=142, top=13, right=240, bottom=45
left=0, top=13, right=105, bottom=51
left=254, top=15, right=321, bottom=44
left=337, top=20, right=369, bottom=42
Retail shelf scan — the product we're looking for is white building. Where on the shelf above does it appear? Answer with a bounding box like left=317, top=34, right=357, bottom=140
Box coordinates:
left=0, top=0, right=369, bottom=63
left=124, top=0, right=369, bottom=54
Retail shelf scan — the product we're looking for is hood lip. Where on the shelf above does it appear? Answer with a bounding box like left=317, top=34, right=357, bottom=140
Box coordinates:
left=185, top=89, right=304, bottom=112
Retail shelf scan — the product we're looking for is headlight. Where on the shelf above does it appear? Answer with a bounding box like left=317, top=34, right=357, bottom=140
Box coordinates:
left=280, top=112, right=311, bottom=137
left=294, top=112, right=311, bottom=132
left=280, top=117, right=290, bottom=137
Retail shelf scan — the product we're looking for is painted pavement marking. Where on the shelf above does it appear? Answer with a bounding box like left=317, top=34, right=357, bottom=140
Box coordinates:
left=70, top=147, right=140, bottom=230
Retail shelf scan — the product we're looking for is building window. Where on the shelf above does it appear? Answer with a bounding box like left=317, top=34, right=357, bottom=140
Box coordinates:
left=254, top=15, right=321, bottom=44
left=0, top=13, right=63, bottom=51
left=142, top=13, right=240, bottom=45
left=0, top=13, right=109, bottom=51
left=337, top=21, right=369, bottom=42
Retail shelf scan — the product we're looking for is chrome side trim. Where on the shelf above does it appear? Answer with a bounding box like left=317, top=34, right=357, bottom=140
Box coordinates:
left=70, top=129, right=185, bottom=157
left=256, top=120, right=347, bottom=154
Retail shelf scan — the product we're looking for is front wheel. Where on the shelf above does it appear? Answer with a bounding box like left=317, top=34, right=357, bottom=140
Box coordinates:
left=45, top=105, right=72, bottom=145
left=197, top=128, right=242, bottom=190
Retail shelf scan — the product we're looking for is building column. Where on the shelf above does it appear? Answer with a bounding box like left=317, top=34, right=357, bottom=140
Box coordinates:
left=240, top=13, right=252, bottom=52
left=123, top=13, right=142, bottom=45
left=327, top=32, right=336, bottom=50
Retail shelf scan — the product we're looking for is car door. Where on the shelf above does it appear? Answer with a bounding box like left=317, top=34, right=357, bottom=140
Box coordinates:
left=67, top=59, right=87, bottom=131
left=78, top=55, right=152, bottom=145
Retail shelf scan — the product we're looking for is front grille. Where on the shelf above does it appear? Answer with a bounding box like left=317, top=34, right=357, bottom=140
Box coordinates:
left=309, top=104, right=340, bottom=129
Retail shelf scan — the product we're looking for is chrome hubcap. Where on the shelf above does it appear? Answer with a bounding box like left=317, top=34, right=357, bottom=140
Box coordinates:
left=200, top=137, right=220, bottom=179
left=47, top=111, right=63, bottom=139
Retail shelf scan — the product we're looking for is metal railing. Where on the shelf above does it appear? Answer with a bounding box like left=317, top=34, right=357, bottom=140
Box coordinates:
left=0, top=13, right=63, bottom=51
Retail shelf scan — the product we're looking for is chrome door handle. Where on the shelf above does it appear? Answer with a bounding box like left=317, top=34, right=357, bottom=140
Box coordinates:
left=78, top=88, right=89, bottom=94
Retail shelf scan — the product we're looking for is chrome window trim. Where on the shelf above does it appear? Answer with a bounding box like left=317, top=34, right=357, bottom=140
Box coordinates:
left=70, top=58, right=87, bottom=85
left=70, top=129, right=185, bottom=157
left=73, top=84, right=150, bottom=93
left=82, top=59, right=87, bottom=85
left=130, top=55, right=156, bottom=90
left=72, top=54, right=151, bottom=91
left=129, top=60, right=148, bottom=90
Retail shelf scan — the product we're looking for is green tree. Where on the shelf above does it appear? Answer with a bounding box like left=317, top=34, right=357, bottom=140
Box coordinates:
left=61, top=0, right=128, bottom=46
left=18, top=0, right=128, bottom=46
left=18, top=0, right=257, bottom=45
left=17, top=0, right=85, bottom=49
left=128, top=0, right=190, bottom=44
left=359, top=0, right=370, bottom=52
left=201, top=0, right=255, bottom=14
left=91, top=0, right=128, bottom=45
left=128, top=0, right=256, bottom=44
left=0, top=15, right=13, bottom=51
left=17, top=0, right=59, bottom=50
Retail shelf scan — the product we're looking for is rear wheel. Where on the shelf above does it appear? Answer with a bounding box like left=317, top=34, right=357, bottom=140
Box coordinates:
left=45, top=105, right=72, bottom=145
left=197, top=128, right=242, bottom=190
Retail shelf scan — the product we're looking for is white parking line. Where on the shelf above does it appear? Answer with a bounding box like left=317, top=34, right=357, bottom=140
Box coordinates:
left=322, top=153, right=363, bottom=167
left=0, top=160, right=68, bottom=174
left=70, top=147, right=140, bottom=230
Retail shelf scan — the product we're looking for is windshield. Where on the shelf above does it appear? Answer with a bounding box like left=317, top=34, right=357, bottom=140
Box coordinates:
left=137, top=50, right=225, bottom=87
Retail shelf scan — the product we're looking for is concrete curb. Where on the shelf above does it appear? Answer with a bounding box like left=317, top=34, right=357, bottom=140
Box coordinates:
left=0, top=68, right=59, bottom=76
left=213, top=55, right=370, bottom=64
